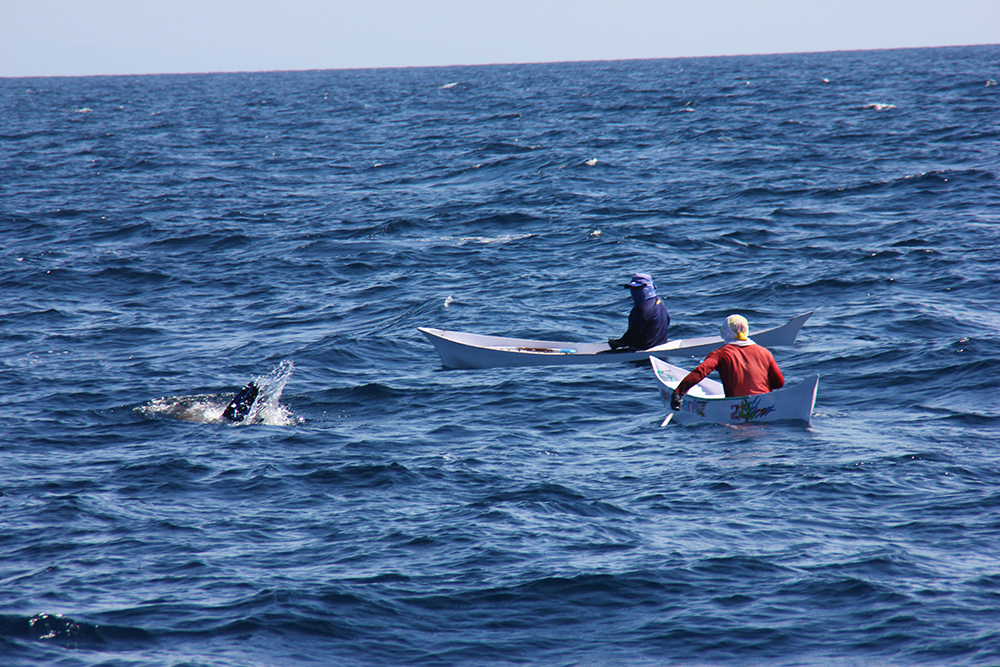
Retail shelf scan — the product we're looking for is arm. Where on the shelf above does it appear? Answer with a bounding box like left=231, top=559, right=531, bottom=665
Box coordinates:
left=676, top=352, right=721, bottom=395
left=767, top=350, right=785, bottom=390
left=609, top=308, right=642, bottom=349
left=671, top=349, right=723, bottom=409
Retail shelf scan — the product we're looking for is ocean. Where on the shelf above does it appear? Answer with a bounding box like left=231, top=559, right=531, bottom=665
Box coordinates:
left=1, top=44, right=999, bottom=666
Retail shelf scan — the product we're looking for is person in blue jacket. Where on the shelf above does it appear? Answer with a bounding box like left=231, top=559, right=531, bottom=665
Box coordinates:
left=608, top=272, right=670, bottom=350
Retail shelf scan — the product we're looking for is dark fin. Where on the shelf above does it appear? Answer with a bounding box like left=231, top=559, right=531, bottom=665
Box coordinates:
left=223, top=381, right=259, bottom=422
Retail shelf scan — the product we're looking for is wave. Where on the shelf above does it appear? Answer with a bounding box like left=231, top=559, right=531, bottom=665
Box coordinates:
left=0, top=613, right=153, bottom=650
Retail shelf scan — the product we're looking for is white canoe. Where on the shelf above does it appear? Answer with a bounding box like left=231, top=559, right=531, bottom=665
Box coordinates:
left=650, top=355, right=818, bottom=426
left=419, top=312, right=812, bottom=370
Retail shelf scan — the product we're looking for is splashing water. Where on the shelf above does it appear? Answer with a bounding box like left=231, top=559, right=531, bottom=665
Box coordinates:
left=251, top=359, right=297, bottom=426
left=136, top=360, right=298, bottom=426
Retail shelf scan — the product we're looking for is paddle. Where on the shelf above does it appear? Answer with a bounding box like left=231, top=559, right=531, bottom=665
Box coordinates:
left=661, top=386, right=683, bottom=426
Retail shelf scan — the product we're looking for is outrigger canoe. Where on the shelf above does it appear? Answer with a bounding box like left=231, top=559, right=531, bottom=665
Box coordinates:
left=649, top=356, right=818, bottom=426
left=419, top=312, right=811, bottom=369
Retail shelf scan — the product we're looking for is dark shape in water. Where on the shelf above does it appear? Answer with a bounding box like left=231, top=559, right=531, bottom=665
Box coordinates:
left=223, top=381, right=259, bottom=422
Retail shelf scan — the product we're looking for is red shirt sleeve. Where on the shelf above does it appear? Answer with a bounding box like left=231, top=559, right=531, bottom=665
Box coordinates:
left=766, top=349, right=784, bottom=390
left=676, top=348, right=722, bottom=395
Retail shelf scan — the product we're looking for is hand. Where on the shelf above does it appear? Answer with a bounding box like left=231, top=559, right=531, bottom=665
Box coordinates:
left=670, top=390, right=684, bottom=411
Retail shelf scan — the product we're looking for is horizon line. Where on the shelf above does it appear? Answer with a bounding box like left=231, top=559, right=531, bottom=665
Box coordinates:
left=2, top=42, right=996, bottom=81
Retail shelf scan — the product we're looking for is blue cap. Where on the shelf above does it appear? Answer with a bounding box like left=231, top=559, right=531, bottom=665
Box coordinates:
left=623, top=272, right=654, bottom=289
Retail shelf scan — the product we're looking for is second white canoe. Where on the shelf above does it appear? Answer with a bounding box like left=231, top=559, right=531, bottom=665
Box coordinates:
left=650, top=356, right=819, bottom=425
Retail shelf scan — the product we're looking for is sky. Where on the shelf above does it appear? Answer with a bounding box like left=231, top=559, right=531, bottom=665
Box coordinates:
left=1, top=0, right=997, bottom=78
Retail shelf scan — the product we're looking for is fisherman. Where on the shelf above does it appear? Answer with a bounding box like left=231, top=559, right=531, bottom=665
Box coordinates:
left=670, top=314, right=784, bottom=410
left=608, top=272, right=670, bottom=350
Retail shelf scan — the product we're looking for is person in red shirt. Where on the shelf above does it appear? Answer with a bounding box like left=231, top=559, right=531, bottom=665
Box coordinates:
left=670, top=314, right=784, bottom=410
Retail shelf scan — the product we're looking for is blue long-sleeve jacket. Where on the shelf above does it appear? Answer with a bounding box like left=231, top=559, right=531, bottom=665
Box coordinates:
left=617, top=296, right=670, bottom=349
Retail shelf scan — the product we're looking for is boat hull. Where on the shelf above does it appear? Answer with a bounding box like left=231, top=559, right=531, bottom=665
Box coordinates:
left=650, top=356, right=818, bottom=425
left=419, top=312, right=811, bottom=370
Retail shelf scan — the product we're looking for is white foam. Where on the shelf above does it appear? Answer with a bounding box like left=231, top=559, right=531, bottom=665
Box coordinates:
left=249, top=360, right=298, bottom=426
left=444, top=233, right=535, bottom=246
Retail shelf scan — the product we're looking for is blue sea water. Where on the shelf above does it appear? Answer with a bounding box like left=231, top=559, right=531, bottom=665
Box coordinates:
left=1, top=44, right=1000, bottom=666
